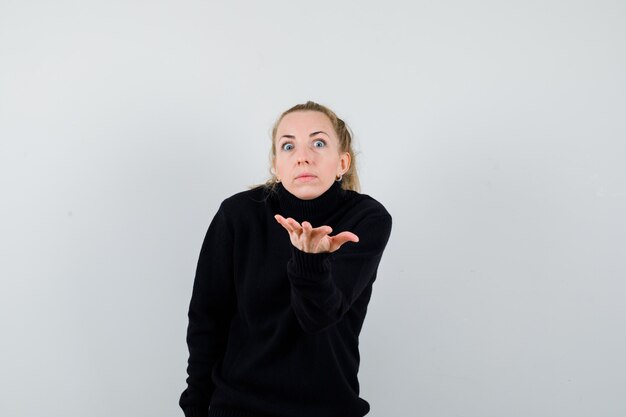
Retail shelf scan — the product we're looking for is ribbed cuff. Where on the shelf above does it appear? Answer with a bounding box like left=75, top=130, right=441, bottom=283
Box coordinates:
left=288, top=246, right=331, bottom=277
left=183, top=406, right=209, bottom=417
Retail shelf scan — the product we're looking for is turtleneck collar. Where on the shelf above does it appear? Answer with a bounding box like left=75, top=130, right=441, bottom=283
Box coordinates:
left=273, top=180, right=347, bottom=224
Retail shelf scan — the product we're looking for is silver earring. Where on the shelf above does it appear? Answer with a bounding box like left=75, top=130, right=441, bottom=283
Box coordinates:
left=336, top=174, right=343, bottom=182
left=275, top=177, right=281, bottom=183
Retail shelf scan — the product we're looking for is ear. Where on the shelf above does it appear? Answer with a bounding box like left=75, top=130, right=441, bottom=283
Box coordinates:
left=338, top=152, right=351, bottom=175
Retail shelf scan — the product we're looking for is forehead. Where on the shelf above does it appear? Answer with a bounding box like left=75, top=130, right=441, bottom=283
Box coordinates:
left=276, top=111, right=334, bottom=135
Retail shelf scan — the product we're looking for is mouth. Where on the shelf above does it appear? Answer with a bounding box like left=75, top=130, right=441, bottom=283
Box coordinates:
left=295, top=173, right=317, bottom=181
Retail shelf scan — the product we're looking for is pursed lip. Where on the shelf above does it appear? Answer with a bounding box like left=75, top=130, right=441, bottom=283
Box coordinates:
left=295, top=172, right=316, bottom=179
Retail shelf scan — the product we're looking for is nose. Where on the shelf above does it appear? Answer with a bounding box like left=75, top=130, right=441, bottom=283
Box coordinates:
left=295, top=146, right=312, bottom=164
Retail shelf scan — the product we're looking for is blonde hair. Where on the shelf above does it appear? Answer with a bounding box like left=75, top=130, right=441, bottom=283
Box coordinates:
left=264, top=101, right=361, bottom=192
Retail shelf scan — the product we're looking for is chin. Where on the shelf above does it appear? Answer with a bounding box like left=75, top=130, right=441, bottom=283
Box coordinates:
left=293, top=190, right=323, bottom=200
left=289, top=182, right=333, bottom=200
left=287, top=185, right=326, bottom=200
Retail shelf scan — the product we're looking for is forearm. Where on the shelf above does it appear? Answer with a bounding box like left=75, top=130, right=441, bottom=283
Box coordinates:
left=286, top=214, right=391, bottom=333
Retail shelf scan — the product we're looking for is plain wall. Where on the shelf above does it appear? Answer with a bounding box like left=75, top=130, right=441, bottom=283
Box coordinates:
left=1, top=1, right=625, bottom=416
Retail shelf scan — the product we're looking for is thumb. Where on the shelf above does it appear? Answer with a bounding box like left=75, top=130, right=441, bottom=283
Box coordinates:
left=328, top=232, right=359, bottom=252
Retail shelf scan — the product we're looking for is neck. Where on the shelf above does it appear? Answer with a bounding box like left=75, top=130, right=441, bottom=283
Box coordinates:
left=274, top=181, right=345, bottom=224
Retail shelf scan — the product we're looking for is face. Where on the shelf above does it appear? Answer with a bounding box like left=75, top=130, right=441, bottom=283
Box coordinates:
left=273, top=111, right=350, bottom=200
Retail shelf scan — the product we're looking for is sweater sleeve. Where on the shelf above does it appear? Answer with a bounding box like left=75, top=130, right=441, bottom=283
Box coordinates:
left=287, top=213, right=392, bottom=334
left=179, top=204, right=236, bottom=417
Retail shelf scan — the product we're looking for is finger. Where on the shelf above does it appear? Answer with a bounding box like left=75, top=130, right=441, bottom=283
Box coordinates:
left=313, top=225, right=333, bottom=236
left=287, top=217, right=302, bottom=231
left=337, top=231, right=359, bottom=243
left=308, top=225, right=332, bottom=247
left=287, top=220, right=303, bottom=239
left=274, top=215, right=297, bottom=234
left=304, top=221, right=331, bottom=240
left=302, top=222, right=321, bottom=252
left=274, top=214, right=287, bottom=226
left=300, top=222, right=310, bottom=239
left=328, top=232, right=360, bottom=252
left=274, top=214, right=291, bottom=231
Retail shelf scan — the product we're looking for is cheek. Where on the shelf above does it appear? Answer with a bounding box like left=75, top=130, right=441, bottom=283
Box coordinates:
left=274, top=157, right=289, bottom=172
left=325, top=155, right=341, bottom=167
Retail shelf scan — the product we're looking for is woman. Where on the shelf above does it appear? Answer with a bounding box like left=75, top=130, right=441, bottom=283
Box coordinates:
left=179, top=101, right=392, bottom=417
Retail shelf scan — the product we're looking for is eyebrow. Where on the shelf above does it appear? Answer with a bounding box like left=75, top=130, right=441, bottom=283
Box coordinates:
left=279, top=131, right=330, bottom=140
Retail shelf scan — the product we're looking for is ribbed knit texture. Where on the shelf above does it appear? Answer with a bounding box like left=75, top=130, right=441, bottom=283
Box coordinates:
left=180, top=181, right=392, bottom=417
left=207, top=406, right=272, bottom=417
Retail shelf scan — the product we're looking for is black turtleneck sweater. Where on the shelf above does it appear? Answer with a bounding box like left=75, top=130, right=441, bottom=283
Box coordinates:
left=179, top=181, right=392, bottom=417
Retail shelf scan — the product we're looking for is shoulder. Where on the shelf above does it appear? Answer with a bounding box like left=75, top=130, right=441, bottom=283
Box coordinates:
left=343, top=190, right=392, bottom=222
left=337, top=190, right=392, bottom=242
left=215, top=185, right=273, bottom=222
left=338, top=190, right=392, bottom=252
left=221, top=185, right=268, bottom=208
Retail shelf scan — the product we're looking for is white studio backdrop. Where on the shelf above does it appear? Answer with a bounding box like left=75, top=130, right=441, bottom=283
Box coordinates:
left=1, top=1, right=625, bottom=416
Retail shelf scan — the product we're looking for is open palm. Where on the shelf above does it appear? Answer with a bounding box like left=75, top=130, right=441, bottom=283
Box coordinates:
left=274, top=214, right=359, bottom=253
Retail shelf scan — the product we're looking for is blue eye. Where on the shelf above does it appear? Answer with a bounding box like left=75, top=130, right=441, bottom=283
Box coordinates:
left=313, top=139, right=326, bottom=148
left=281, top=143, right=294, bottom=151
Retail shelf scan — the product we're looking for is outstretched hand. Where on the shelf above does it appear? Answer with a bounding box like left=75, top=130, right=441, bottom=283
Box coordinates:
left=274, top=214, right=359, bottom=253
